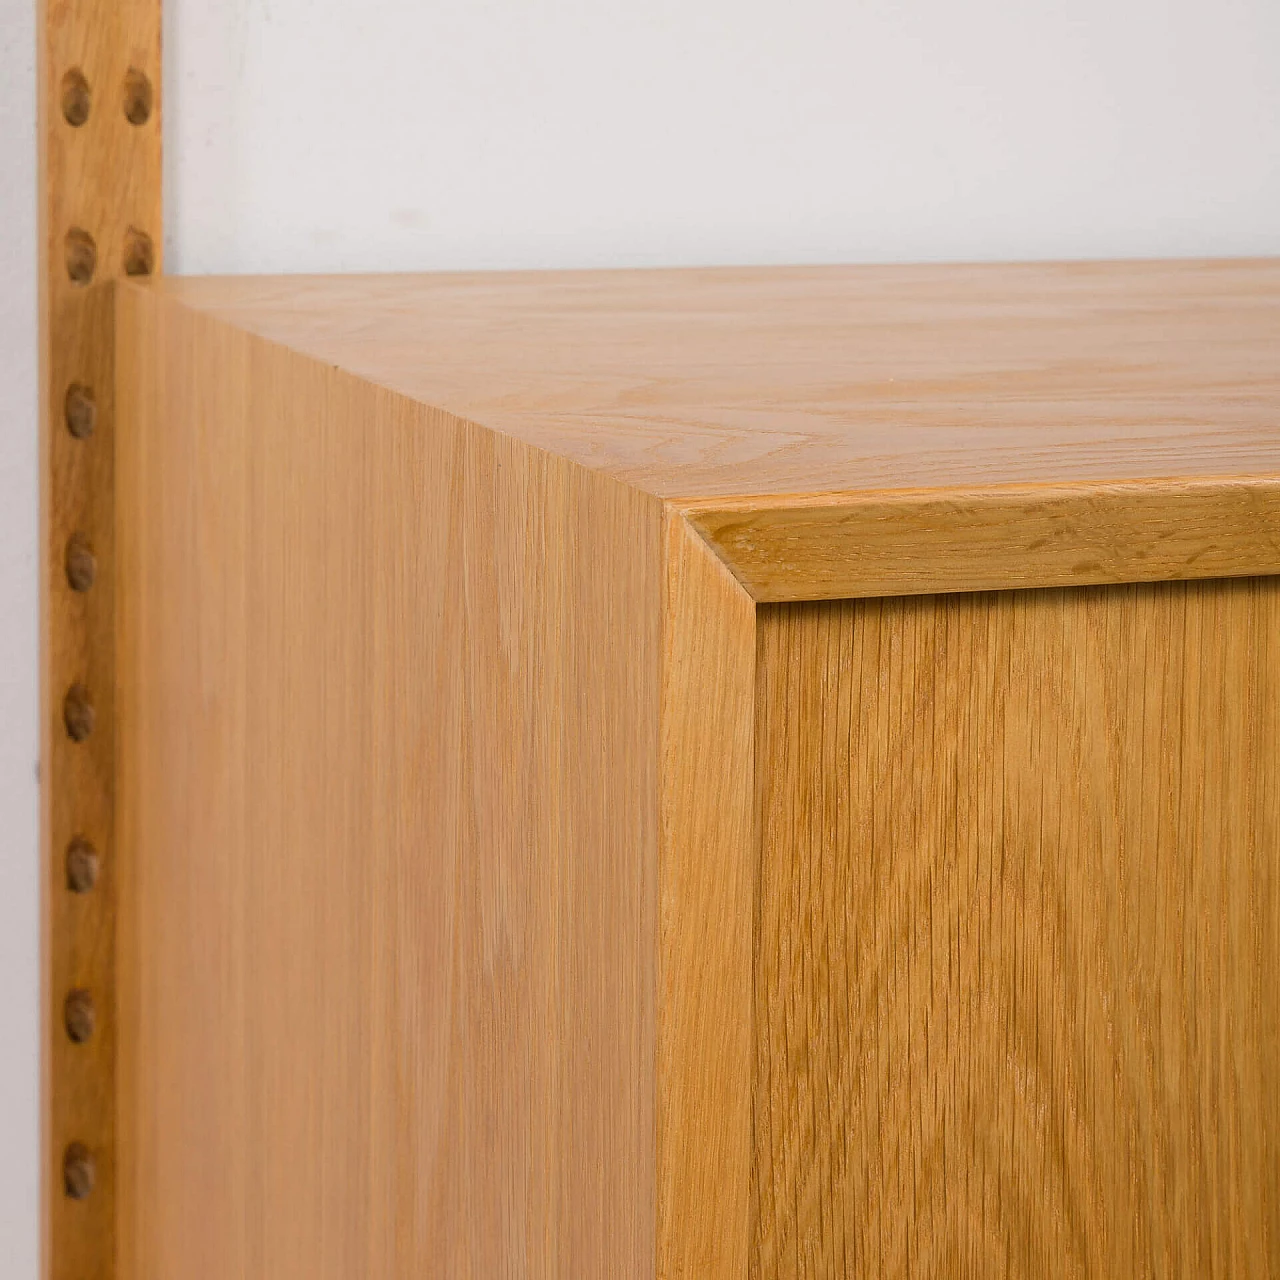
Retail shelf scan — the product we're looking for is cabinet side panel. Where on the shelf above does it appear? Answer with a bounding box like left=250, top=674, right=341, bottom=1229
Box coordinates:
left=116, top=289, right=660, bottom=1278
left=753, top=581, right=1280, bottom=1279
left=658, top=519, right=756, bottom=1279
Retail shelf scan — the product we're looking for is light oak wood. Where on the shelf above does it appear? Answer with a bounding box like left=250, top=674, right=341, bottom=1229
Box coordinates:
left=113, top=261, right=1280, bottom=1278
left=116, top=287, right=663, bottom=1277
left=136, top=261, right=1280, bottom=598
left=754, top=581, right=1280, bottom=1279
left=658, top=516, right=756, bottom=1277
left=40, top=0, right=160, bottom=1275
left=137, top=260, right=1280, bottom=502
left=685, top=477, right=1280, bottom=601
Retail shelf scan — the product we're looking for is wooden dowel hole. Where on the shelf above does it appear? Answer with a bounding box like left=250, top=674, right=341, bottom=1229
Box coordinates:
left=65, top=228, right=96, bottom=285
left=123, top=227, right=154, bottom=277
left=64, top=989, right=96, bottom=1044
left=61, top=68, right=91, bottom=127
left=65, top=533, right=96, bottom=592
left=62, top=1144, right=95, bottom=1200
left=64, top=384, right=97, bottom=439
left=63, top=684, right=95, bottom=742
left=65, top=839, right=99, bottom=893
left=123, top=67, right=153, bottom=125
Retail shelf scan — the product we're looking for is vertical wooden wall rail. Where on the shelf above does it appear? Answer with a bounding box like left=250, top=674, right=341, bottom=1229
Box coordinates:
left=39, top=0, right=161, bottom=1276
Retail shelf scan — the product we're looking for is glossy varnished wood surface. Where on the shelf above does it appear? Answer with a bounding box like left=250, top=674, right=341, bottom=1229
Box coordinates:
left=753, top=581, right=1280, bottom=1279
left=116, top=286, right=662, bottom=1277
left=41, top=0, right=160, bottom=1275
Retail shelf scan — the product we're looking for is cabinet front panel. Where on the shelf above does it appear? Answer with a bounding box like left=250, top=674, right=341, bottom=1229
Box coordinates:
left=754, top=580, right=1280, bottom=1279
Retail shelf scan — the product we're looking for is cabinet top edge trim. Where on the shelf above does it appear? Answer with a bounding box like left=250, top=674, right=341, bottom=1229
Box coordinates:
left=680, top=476, right=1280, bottom=601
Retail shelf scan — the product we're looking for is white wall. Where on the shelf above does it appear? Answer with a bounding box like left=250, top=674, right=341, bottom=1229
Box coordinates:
left=4, top=0, right=1280, bottom=1272
left=167, top=0, right=1280, bottom=275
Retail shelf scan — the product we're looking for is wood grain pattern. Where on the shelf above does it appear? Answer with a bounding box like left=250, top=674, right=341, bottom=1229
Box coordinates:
left=684, top=478, right=1280, bottom=601
left=139, top=259, right=1280, bottom=504
left=115, top=285, right=661, bottom=1277
left=113, top=260, right=1280, bottom=1275
left=40, top=0, right=160, bottom=1275
left=658, top=516, right=756, bottom=1278
left=753, top=581, right=1280, bottom=1279
left=135, top=262, right=1280, bottom=598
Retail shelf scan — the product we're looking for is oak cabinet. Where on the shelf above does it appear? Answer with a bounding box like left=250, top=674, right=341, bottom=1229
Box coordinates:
left=108, top=261, right=1280, bottom=1278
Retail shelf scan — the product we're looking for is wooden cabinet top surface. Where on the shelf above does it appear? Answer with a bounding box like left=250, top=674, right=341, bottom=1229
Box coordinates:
left=147, top=257, right=1279, bottom=499
left=138, top=258, right=1280, bottom=598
